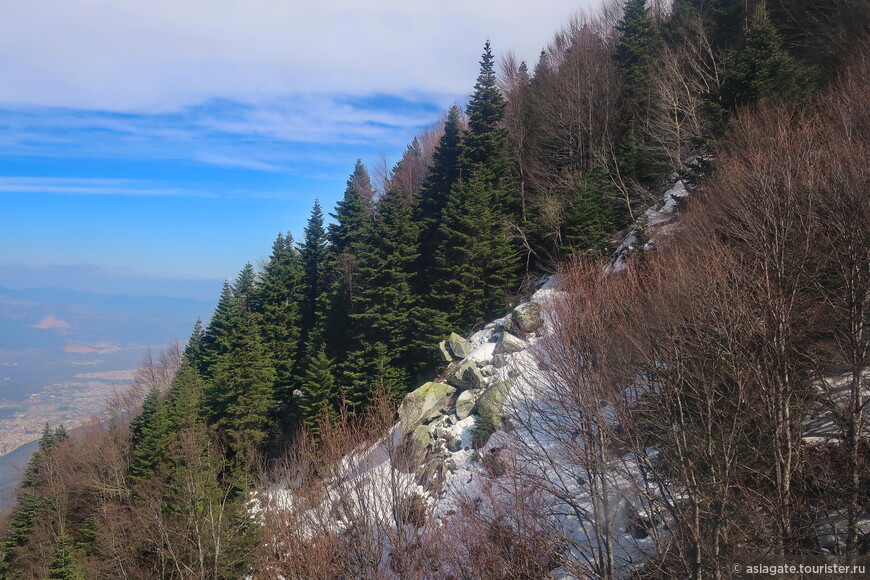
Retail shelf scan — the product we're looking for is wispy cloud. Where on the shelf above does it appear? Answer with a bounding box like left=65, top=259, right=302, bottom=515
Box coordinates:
left=34, top=316, right=69, bottom=330
left=0, top=1, right=590, bottom=112
left=0, top=177, right=212, bottom=197
left=0, top=95, right=443, bottom=173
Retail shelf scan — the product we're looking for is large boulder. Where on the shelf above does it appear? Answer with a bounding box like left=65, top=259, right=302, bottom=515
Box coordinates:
left=397, top=425, right=432, bottom=472
left=455, top=389, right=479, bottom=420
left=447, top=332, right=473, bottom=359
left=494, top=332, right=527, bottom=355
left=446, top=360, right=486, bottom=391
left=510, top=302, right=543, bottom=336
left=475, top=380, right=513, bottom=430
left=398, top=382, right=456, bottom=433
left=438, top=340, right=452, bottom=363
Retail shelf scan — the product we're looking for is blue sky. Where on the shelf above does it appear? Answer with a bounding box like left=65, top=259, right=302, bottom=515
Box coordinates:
left=0, top=0, right=594, bottom=300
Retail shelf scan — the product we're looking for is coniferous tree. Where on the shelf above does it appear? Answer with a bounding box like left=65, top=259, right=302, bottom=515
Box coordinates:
left=130, top=385, right=172, bottom=481
left=615, top=0, right=662, bottom=179
left=672, top=0, right=744, bottom=51
left=462, top=41, right=518, bottom=219
left=721, top=7, right=809, bottom=109
left=430, top=42, right=520, bottom=330
left=432, top=169, right=517, bottom=329
left=207, top=310, right=276, bottom=459
left=233, top=262, right=258, bottom=315
left=345, top=185, right=422, bottom=405
left=184, top=317, right=206, bottom=373
left=415, top=105, right=464, bottom=291
left=257, top=232, right=304, bottom=403
left=321, top=161, right=375, bottom=359
left=298, top=345, right=339, bottom=436
left=615, top=0, right=662, bottom=116
left=168, top=362, right=207, bottom=431
left=47, top=534, right=83, bottom=580
left=201, top=281, right=239, bottom=378
left=299, top=200, right=328, bottom=347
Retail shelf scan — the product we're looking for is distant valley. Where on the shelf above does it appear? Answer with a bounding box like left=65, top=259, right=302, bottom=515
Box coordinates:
left=0, top=285, right=214, bottom=503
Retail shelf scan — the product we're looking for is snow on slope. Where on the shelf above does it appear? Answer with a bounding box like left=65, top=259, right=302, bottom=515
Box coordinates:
left=257, top=182, right=700, bottom=578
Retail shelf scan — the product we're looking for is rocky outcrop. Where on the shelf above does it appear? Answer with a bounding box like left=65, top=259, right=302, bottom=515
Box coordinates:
left=438, top=340, right=453, bottom=363
left=446, top=360, right=486, bottom=391
left=455, top=389, right=479, bottom=420
left=398, top=382, right=456, bottom=433
left=475, top=380, right=513, bottom=430
left=447, top=332, right=473, bottom=359
left=509, top=302, right=543, bottom=336
left=493, top=331, right=527, bottom=355
left=397, top=424, right=433, bottom=472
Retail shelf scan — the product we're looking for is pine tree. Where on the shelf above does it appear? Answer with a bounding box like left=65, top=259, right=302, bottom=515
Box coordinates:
left=432, top=169, right=517, bottom=329
left=415, top=105, right=464, bottom=292
left=615, top=0, right=662, bottom=117
left=168, top=362, right=207, bottom=432
left=298, top=345, right=339, bottom=436
left=462, top=41, right=518, bottom=220
left=299, top=200, right=328, bottom=346
left=429, top=43, right=521, bottom=330
left=257, top=232, right=304, bottom=403
left=207, top=311, right=276, bottom=459
left=344, top=185, right=422, bottom=405
left=233, top=262, right=258, bottom=315
left=200, top=281, right=239, bottom=378
left=47, top=534, right=84, bottom=580
left=130, top=385, right=172, bottom=481
left=184, top=318, right=206, bottom=372
left=722, top=7, right=809, bottom=108
left=328, top=160, right=374, bottom=255
left=321, top=162, right=375, bottom=359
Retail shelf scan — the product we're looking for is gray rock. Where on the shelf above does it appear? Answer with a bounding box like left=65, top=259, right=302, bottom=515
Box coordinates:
left=455, top=389, right=479, bottom=420
left=446, top=360, right=486, bottom=391
left=475, top=380, right=513, bottom=430
left=438, top=340, right=453, bottom=363
left=416, top=457, right=446, bottom=494
left=398, top=382, right=457, bottom=433
left=397, top=425, right=432, bottom=472
left=446, top=436, right=462, bottom=453
left=511, top=302, right=543, bottom=335
left=447, top=332, right=473, bottom=359
left=494, top=332, right=527, bottom=355
left=492, top=354, right=509, bottom=369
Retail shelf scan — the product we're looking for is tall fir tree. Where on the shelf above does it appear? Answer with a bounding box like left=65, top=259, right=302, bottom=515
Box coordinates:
left=298, top=200, right=328, bottom=349
left=430, top=42, right=521, bottom=330
left=614, top=0, right=662, bottom=180
left=615, top=0, right=662, bottom=117
left=298, top=345, right=339, bottom=437
left=206, top=310, right=276, bottom=460
left=415, top=105, right=464, bottom=293
left=233, top=262, right=258, bottom=315
left=130, top=385, right=172, bottom=481
left=345, top=185, right=421, bottom=406
left=47, top=534, right=84, bottom=580
left=721, top=6, right=809, bottom=109
left=461, top=41, right=518, bottom=220
left=320, top=161, right=375, bottom=360
left=432, top=169, right=517, bottom=329
left=257, top=232, right=304, bottom=403
left=200, top=281, right=239, bottom=379
left=184, top=317, right=206, bottom=373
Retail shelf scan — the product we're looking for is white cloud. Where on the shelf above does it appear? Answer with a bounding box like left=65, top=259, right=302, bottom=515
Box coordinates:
left=0, top=0, right=597, bottom=112
left=34, top=315, right=70, bottom=330
left=0, top=177, right=210, bottom=196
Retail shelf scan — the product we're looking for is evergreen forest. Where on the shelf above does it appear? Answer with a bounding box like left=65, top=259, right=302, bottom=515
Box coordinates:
left=2, top=0, right=870, bottom=578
